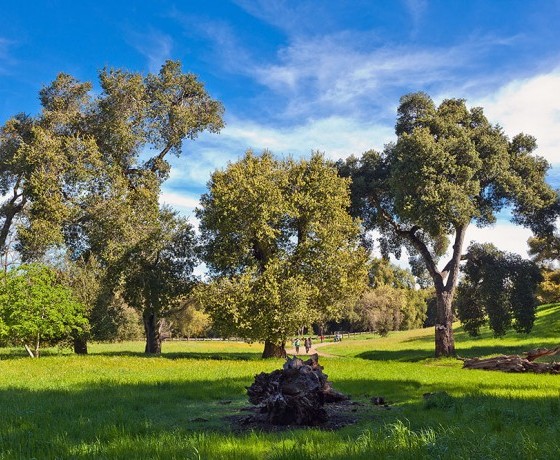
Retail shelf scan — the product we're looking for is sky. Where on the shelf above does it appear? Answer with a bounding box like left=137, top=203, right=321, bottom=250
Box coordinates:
left=1, top=0, right=560, bottom=265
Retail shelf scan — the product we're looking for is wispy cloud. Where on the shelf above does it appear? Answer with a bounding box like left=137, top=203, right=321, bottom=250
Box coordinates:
left=126, top=28, right=173, bottom=73
left=167, top=114, right=394, bottom=193
left=402, top=0, right=428, bottom=38
left=167, top=9, right=253, bottom=75
left=159, top=191, right=199, bottom=211
left=232, top=0, right=335, bottom=36
left=474, top=68, right=560, bottom=165
left=223, top=115, right=393, bottom=159
left=0, top=37, right=17, bottom=74
left=251, top=36, right=475, bottom=119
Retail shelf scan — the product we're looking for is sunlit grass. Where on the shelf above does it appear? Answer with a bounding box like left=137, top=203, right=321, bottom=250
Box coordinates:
left=1, top=304, right=560, bottom=459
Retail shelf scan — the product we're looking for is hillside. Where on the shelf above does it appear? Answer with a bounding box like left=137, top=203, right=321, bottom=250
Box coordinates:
left=321, top=303, right=560, bottom=361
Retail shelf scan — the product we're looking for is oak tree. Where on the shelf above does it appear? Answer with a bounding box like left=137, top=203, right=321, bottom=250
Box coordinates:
left=339, top=92, right=556, bottom=356
left=197, top=151, right=368, bottom=357
left=0, top=60, right=224, bottom=353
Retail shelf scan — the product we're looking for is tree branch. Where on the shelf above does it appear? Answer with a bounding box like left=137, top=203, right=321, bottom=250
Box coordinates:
left=371, top=198, right=443, bottom=288
left=443, top=225, right=467, bottom=291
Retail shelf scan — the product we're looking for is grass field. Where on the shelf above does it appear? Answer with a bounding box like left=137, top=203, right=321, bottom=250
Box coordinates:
left=1, top=304, right=560, bottom=459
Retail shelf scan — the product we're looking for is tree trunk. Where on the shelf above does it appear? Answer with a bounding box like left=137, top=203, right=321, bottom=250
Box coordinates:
left=73, top=335, right=88, bottom=355
left=434, top=290, right=455, bottom=357
left=144, top=310, right=162, bottom=354
left=34, top=333, right=40, bottom=358
left=262, top=339, right=286, bottom=358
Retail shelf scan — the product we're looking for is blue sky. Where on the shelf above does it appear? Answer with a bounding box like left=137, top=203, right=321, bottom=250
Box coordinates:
left=1, top=0, right=560, bottom=259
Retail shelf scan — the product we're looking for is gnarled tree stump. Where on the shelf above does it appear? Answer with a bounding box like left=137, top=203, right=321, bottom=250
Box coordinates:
left=246, top=353, right=348, bottom=425
left=461, top=346, right=560, bottom=374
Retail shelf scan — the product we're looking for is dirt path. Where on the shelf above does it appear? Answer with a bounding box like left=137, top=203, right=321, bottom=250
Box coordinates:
left=285, top=340, right=341, bottom=358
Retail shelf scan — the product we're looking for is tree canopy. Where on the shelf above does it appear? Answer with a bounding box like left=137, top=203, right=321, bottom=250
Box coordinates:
left=339, top=92, right=557, bottom=356
left=196, top=151, right=368, bottom=357
left=114, top=208, right=198, bottom=353
left=0, top=60, right=224, bottom=353
left=0, top=264, right=87, bottom=357
left=456, top=243, right=542, bottom=337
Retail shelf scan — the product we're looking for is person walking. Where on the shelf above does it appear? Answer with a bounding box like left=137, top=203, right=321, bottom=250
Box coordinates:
left=304, top=337, right=311, bottom=354
left=294, top=337, right=300, bottom=354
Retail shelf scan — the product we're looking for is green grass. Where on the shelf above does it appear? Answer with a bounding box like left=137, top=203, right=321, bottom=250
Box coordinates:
left=1, top=305, right=560, bottom=459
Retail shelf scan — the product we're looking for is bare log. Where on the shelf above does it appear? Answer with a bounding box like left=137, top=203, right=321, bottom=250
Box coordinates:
left=462, top=346, right=560, bottom=374
left=525, top=346, right=560, bottom=362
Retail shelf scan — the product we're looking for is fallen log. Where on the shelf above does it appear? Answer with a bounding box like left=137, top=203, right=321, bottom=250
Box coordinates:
left=246, top=353, right=348, bottom=425
left=461, top=346, right=560, bottom=374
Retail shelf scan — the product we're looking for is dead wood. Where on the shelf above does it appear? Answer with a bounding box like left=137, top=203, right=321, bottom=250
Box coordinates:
left=246, top=353, right=349, bottom=425
left=462, top=346, right=560, bottom=374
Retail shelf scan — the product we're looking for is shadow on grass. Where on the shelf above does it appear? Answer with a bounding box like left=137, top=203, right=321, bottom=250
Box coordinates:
left=355, top=349, right=433, bottom=362
left=1, top=374, right=559, bottom=459
left=355, top=339, right=560, bottom=362
left=0, top=377, right=254, bottom=459
left=91, top=350, right=263, bottom=361
left=0, top=348, right=264, bottom=362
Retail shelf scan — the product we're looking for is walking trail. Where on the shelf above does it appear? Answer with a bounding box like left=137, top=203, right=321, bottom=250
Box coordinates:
left=285, top=340, right=341, bottom=358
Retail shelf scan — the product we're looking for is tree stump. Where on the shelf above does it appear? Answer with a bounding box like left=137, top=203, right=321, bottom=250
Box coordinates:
left=461, top=346, right=560, bottom=374
left=246, top=353, right=348, bottom=425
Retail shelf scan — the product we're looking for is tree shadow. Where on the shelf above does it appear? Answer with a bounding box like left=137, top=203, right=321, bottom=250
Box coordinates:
left=91, top=350, right=264, bottom=361
left=2, top=375, right=559, bottom=459
left=0, top=377, right=255, bottom=459
left=355, top=340, right=560, bottom=362
left=355, top=349, right=434, bottom=362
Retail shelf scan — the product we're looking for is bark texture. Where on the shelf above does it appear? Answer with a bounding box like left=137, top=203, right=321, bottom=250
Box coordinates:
left=73, top=336, right=88, bottom=355
left=262, top=340, right=287, bottom=358
left=435, top=291, right=455, bottom=357
left=462, top=346, right=560, bottom=373
left=246, top=354, right=348, bottom=425
left=143, top=311, right=162, bottom=354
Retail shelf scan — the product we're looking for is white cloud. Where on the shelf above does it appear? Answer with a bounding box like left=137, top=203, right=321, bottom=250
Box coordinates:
left=403, top=0, right=428, bottom=36
left=159, top=190, right=201, bottom=229
left=127, top=29, right=173, bottom=73
left=0, top=37, right=17, bottom=74
left=474, top=69, right=560, bottom=165
left=463, top=223, right=533, bottom=258
left=159, top=191, right=199, bottom=211
left=251, top=36, right=472, bottom=118
left=223, top=115, right=394, bottom=159
left=167, top=115, right=395, bottom=192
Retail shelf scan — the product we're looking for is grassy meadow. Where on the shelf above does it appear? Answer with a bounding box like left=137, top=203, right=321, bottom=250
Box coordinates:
left=1, top=304, right=560, bottom=459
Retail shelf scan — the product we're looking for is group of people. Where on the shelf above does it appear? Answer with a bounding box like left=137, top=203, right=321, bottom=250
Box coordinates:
left=293, top=337, right=313, bottom=354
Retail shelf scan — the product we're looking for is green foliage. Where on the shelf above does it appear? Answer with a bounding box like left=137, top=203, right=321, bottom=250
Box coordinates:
left=339, top=92, right=557, bottom=355
left=0, top=263, right=87, bottom=356
left=369, top=258, right=415, bottom=289
left=113, top=208, right=198, bottom=352
left=353, top=286, right=407, bottom=335
left=169, top=296, right=212, bottom=339
left=0, top=61, right=223, bottom=352
left=456, top=243, right=542, bottom=337
left=352, top=285, right=427, bottom=335
left=197, top=151, right=368, bottom=349
left=536, top=269, right=560, bottom=304
left=528, top=232, right=560, bottom=268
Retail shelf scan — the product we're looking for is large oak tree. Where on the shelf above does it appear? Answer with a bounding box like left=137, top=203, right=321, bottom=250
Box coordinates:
left=339, top=92, right=557, bottom=356
left=0, top=60, right=224, bottom=353
left=197, top=151, right=368, bottom=357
